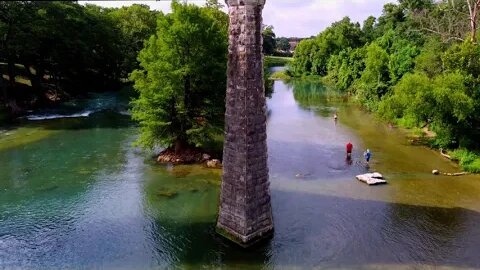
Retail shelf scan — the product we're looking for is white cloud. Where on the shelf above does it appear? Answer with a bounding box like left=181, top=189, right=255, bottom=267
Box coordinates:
left=79, top=0, right=397, bottom=37
left=263, top=0, right=396, bottom=37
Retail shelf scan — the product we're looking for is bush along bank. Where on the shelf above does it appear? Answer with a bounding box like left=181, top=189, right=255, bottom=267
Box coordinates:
left=290, top=1, right=480, bottom=172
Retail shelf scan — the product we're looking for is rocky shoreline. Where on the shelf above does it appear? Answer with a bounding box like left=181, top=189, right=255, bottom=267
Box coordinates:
left=156, top=148, right=222, bottom=168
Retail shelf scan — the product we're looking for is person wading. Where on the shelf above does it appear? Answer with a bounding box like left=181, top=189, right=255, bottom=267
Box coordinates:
left=364, top=149, right=372, bottom=164
left=346, top=142, right=353, bottom=158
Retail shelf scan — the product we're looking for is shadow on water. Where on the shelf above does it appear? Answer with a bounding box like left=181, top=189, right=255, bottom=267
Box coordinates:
left=269, top=190, right=480, bottom=269
left=150, top=189, right=480, bottom=270
left=148, top=220, right=273, bottom=270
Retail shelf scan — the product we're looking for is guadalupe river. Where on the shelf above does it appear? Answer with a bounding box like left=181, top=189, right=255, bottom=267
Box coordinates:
left=1, top=71, right=480, bottom=269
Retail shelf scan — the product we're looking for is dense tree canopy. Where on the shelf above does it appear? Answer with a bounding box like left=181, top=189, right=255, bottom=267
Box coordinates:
left=130, top=2, right=228, bottom=151
left=107, top=4, right=158, bottom=77
left=291, top=0, right=480, bottom=149
left=291, top=17, right=363, bottom=76
left=276, top=37, right=291, bottom=51
left=0, top=1, right=157, bottom=117
left=262, top=25, right=276, bottom=55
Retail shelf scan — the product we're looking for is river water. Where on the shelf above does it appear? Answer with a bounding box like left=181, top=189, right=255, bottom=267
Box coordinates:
left=1, top=75, right=480, bottom=269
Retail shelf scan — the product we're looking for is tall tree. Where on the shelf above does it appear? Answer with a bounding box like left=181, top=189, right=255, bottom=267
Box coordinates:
left=410, top=0, right=480, bottom=42
left=276, top=37, right=291, bottom=51
left=130, top=1, right=228, bottom=151
left=362, top=16, right=377, bottom=42
left=466, top=0, right=480, bottom=41
left=205, top=0, right=224, bottom=9
left=108, top=4, right=158, bottom=77
left=0, top=1, right=37, bottom=106
left=262, top=25, right=276, bottom=55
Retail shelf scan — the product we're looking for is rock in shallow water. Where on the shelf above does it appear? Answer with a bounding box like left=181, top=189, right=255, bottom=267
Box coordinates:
left=206, top=159, right=222, bottom=168
left=356, top=172, right=387, bottom=185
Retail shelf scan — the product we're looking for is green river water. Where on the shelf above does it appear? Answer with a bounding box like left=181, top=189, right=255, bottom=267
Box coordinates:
left=0, top=74, right=479, bottom=269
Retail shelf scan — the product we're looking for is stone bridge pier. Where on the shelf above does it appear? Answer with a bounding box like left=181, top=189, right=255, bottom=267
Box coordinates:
left=216, top=0, right=273, bottom=247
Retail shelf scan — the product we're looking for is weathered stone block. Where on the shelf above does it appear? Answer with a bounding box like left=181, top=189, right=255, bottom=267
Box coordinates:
left=217, top=0, right=273, bottom=247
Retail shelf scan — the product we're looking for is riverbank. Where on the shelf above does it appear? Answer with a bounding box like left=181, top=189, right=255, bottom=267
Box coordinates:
left=404, top=127, right=480, bottom=173
left=264, top=56, right=293, bottom=68
left=450, top=149, right=480, bottom=173
left=272, top=73, right=480, bottom=174
left=268, top=70, right=326, bottom=82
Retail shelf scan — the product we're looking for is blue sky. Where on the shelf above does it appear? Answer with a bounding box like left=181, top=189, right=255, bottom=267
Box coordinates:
left=79, top=0, right=396, bottom=37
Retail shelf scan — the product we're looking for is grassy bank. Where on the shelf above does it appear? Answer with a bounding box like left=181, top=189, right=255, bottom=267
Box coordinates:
left=385, top=117, right=480, bottom=173
left=291, top=74, right=480, bottom=174
left=264, top=56, right=293, bottom=68
left=269, top=70, right=292, bottom=81
left=449, top=149, right=480, bottom=173
left=382, top=115, right=480, bottom=173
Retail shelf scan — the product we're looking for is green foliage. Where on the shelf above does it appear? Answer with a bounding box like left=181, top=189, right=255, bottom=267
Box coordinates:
left=376, top=3, right=406, bottom=34
left=415, top=38, right=444, bottom=77
left=262, top=25, right=276, bottom=55
left=443, top=40, right=480, bottom=81
left=291, top=17, right=364, bottom=76
left=450, top=149, right=480, bottom=173
left=290, top=39, right=315, bottom=75
left=378, top=72, right=434, bottom=125
left=354, top=43, right=390, bottom=110
left=291, top=0, right=480, bottom=155
left=107, top=4, right=158, bottom=77
left=130, top=2, right=227, bottom=150
left=325, top=47, right=366, bottom=92
left=388, top=38, right=420, bottom=83
left=276, top=37, right=291, bottom=52
left=264, top=56, right=293, bottom=68
left=378, top=71, right=474, bottom=147
left=362, top=16, right=377, bottom=42
left=269, top=71, right=291, bottom=81
left=0, top=1, right=160, bottom=115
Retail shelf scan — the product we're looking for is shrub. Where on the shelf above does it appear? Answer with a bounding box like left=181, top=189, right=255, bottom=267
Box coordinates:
left=450, top=149, right=480, bottom=173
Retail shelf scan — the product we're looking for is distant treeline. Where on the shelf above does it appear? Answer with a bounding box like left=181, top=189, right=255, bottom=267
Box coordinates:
left=290, top=0, right=480, bottom=151
left=262, top=25, right=298, bottom=57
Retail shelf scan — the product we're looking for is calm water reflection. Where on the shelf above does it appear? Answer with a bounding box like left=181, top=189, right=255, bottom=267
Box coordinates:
left=0, top=79, right=479, bottom=269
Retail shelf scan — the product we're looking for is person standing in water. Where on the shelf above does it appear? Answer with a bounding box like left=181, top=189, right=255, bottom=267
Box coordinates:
left=364, top=149, right=371, bottom=164
left=346, top=142, right=353, bottom=158
left=345, top=142, right=353, bottom=165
